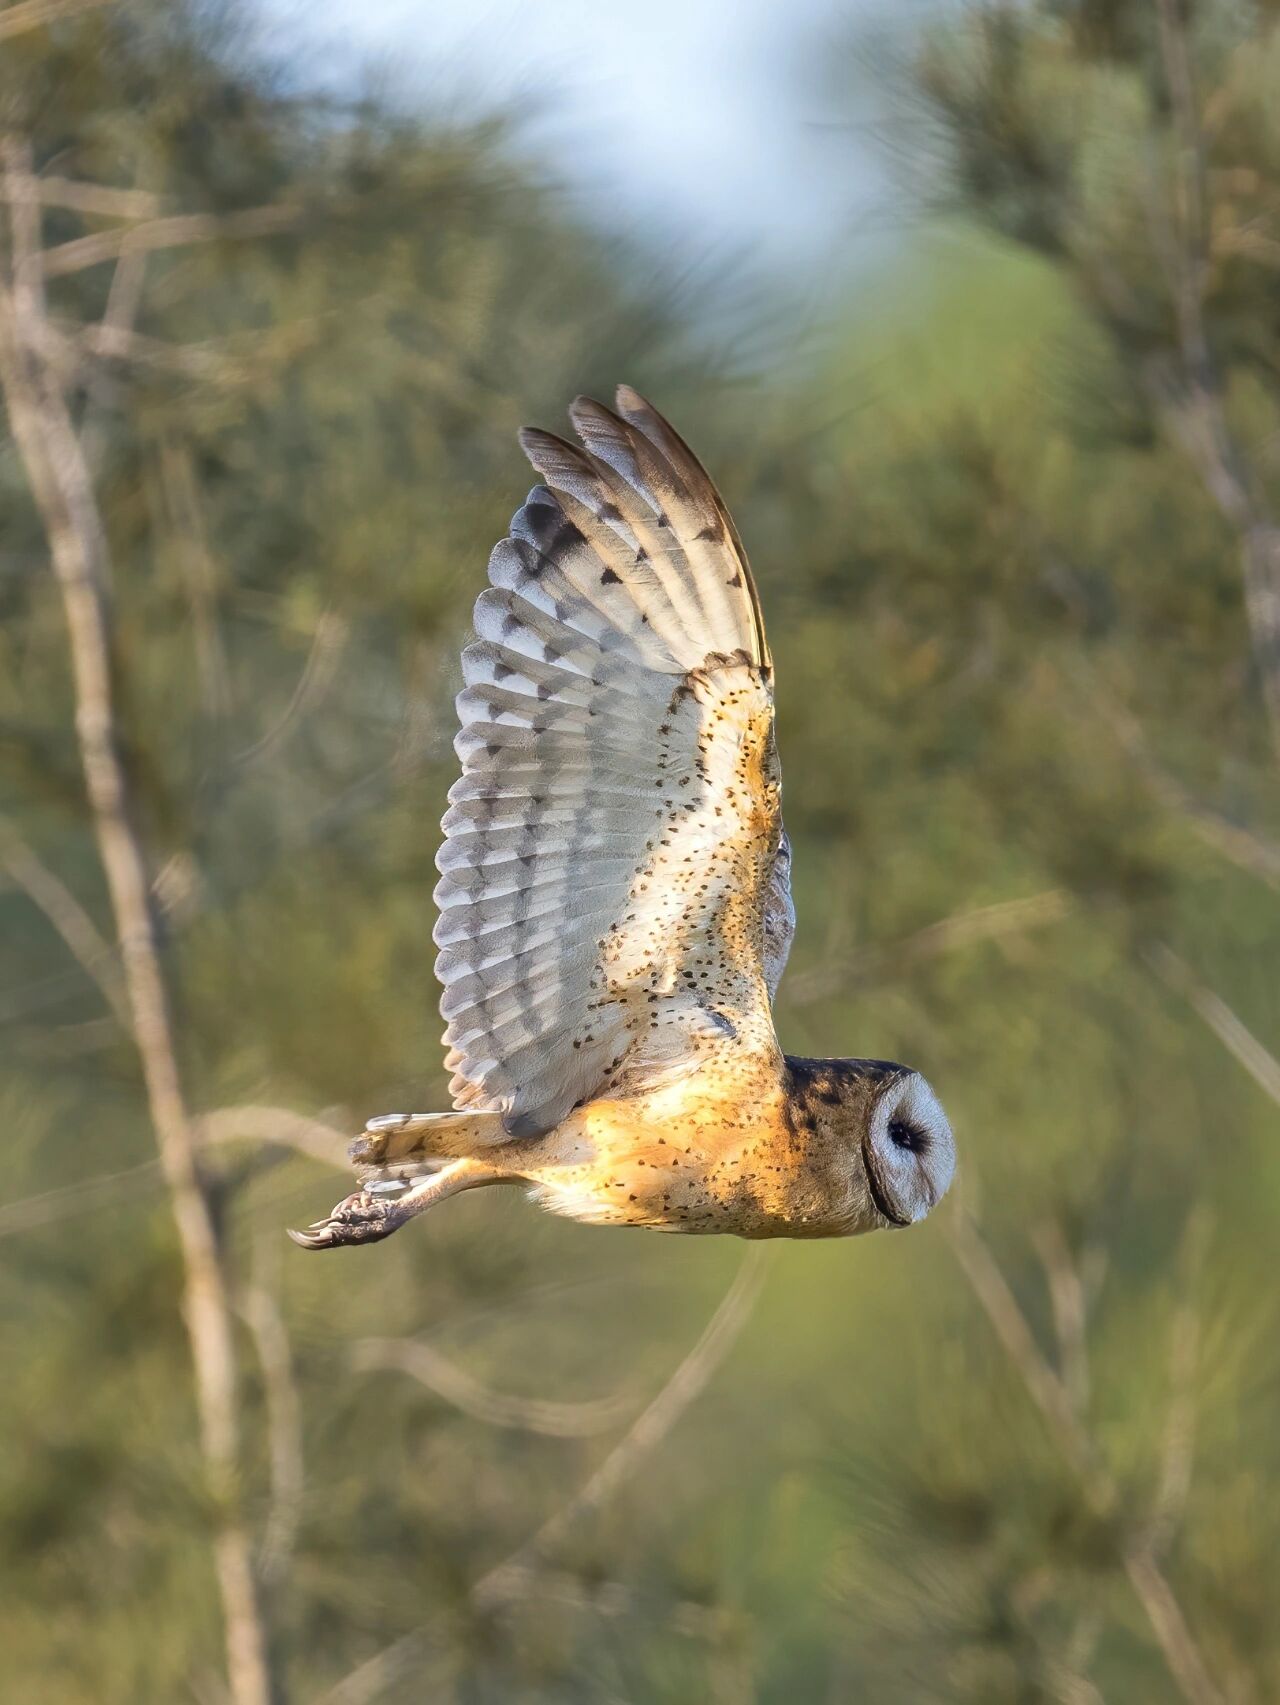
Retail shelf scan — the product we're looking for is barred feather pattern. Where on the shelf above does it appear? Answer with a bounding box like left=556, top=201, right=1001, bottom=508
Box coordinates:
left=433, top=387, right=792, bottom=1139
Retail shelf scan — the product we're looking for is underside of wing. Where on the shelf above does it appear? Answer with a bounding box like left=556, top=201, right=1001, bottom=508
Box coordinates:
left=434, top=388, right=784, bottom=1138
left=763, top=828, right=796, bottom=1001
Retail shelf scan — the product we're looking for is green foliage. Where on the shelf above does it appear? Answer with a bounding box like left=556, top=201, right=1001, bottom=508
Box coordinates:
left=1, top=1, right=1278, bottom=1701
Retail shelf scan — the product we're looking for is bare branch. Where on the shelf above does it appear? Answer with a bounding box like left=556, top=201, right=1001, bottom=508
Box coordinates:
left=1145, top=942, right=1280, bottom=1109
left=0, top=812, right=128, bottom=1024
left=0, top=175, right=165, bottom=220
left=477, top=1245, right=768, bottom=1608
left=1211, top=224, right=1280, bottom=273
left=948, top=1209, right=1225, bottom=1705
left=1152, top=0, right=1280, bottom=761
left=0, top=138, right=272, bottom=1704
left=1091, top=682, right=1280, bottom=892
left=789, top=889, right=1071, bottom=1005
left=81, top=319, right=258, bottom=382
left=196, top=1104, right=352, bottom=1171
left=487, top=1564, right=736, bottom=1643
left=947, top=1211, right=1110, bottom=1505
left=78, top=245, right=146, bottom=469
left=11, top=1013, right=118, bottom=1059
left=1148, top=1209, right=1211, bottom=1559
left=322, top=1248, right=768, bottom=1705
left=1122, top=1547, right=1225, bottom=1705
left=0, top=0, right=113, bottom=40
left=0, top=1157, right=160, bottom=1240
left=0, top=1104, right=349, bottom=1244
left=239, top=1242, right=304, bottom=1589
left=41, top=202, right=301, bottom=278
left=354, top=1336, right=637, bottom=1438
left=3, top=135, right=45, bottom=327
left=1030, top=1218, right=1091, bottom=1419
left=233, top=609, right=350, bottom=767
left=157, top=437, right=232, bottom=718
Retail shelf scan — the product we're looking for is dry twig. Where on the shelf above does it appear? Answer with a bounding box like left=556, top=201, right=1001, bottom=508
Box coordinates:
left=0, top=0, right=113, bottom=40
left=1030, top=1218, right=1091, bottom=1419
left=0, top=135, right=272, bottom=1705
left=0, top=812, right=128, bottom=1024
left=1145, top=943, right=1280, bottom=1110
left=322, top=1249, right=769, bottom=1705
left=239, top=1241, right=304, bottom=1589
left=41, top=202, right=301, bottom=278
left=1152, top=0, right=1280, bottom=761
left=233, top=610, right=350, bottom=766
left=0, top=1104, right=351, bottom=1243
left=1085, top=676, right=1280, bottom=892
left=948, top=1209, right=1224, bottom=1705
left=354, top=1336, right=637, bottom=1438
left=788, top=889, right=1071, bottom=1005
left=0, top=175, right=165, bottom=220
left=196, top=1104, right=351, bottom=1170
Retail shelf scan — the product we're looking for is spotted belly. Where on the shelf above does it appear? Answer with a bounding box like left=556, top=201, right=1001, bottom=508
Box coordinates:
left=518, top=1070, right=846, bottom=1238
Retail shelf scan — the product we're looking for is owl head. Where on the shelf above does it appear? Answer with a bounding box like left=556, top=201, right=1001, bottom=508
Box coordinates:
left=858, top=1065, right=955, bottom=1229
left=786, top=1057, right=956, bottom=1233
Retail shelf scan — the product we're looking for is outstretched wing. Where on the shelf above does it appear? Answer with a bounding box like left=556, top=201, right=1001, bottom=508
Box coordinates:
left=434, top=386, right=789, bottom=1138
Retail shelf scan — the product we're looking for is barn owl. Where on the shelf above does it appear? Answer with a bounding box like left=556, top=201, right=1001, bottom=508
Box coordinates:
left=291, top=389, right=955, bottom=1249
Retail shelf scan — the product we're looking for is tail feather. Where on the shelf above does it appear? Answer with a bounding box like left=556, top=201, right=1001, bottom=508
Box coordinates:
left=350, top=1109, right=505, bottom=1181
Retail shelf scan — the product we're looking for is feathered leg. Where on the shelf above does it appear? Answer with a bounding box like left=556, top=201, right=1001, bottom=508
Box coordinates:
left=288, top=1154, right=509, bottom=1251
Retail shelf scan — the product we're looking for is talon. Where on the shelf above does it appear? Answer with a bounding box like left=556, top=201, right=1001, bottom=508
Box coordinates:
left=287, top=1188, right=404, bottom=1251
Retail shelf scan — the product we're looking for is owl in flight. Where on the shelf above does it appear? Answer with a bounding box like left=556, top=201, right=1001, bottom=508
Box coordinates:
left=291, top=389, right=955, bottom=1250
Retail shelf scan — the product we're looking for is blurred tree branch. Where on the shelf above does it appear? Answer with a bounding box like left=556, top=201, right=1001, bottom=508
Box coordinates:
left=322, top=1247, right=769, bottom=1705
left=41, top=201, right=301, bottom=278
left=947, top=1209, right=1225, bottom=1705
left=0, top=1105, right=351, bottom=1243
left=0, top=0, right=113, bottom=40
left=239, top=1239, right=304, bottom=1592
left=0, top=1157, right=160, bottom=1239
left=475, top=1246, right=768, bottom=1609
left=1147, top=1209, right=1210, bottom=1563
left=232, top=609, right=350, bottom=768
left=788, top=889, right=1071, bottom=1005
left=156, top=437, right=232, bottom=721
left=1144, top=943, right=1280, bottom=1110
left=1150, top=0, right=1280, bottom=763
left=0, top=132, right=273, bottom=1705
left=1086, top=676, right=1280, bottom=893
left=196, top=1104, right=352, bottom=1170
left=0, top=812, right=128, bottom=1024
left=1029, top=1218, right=1092, bottom=1421
left=0, top=175, right=165, bottom=220
left=353, top=1335, right=637, bottom=1438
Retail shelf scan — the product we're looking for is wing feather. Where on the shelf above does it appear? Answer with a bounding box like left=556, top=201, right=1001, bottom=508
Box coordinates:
left=434, top=388, right=789, bottom=1137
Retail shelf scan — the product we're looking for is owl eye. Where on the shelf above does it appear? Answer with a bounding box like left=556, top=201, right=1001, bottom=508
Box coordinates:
left=887, top=1117, right=928, bottom=1154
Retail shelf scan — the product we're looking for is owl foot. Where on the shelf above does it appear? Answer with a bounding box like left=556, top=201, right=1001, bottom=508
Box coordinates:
left=288, top=1157, right=495, bottom=1251
left=288, top=1183, right=410, bottom=1250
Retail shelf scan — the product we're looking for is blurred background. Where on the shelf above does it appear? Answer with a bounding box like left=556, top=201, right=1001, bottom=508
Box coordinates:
left=2, top=1, right=1278, bottom=1700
